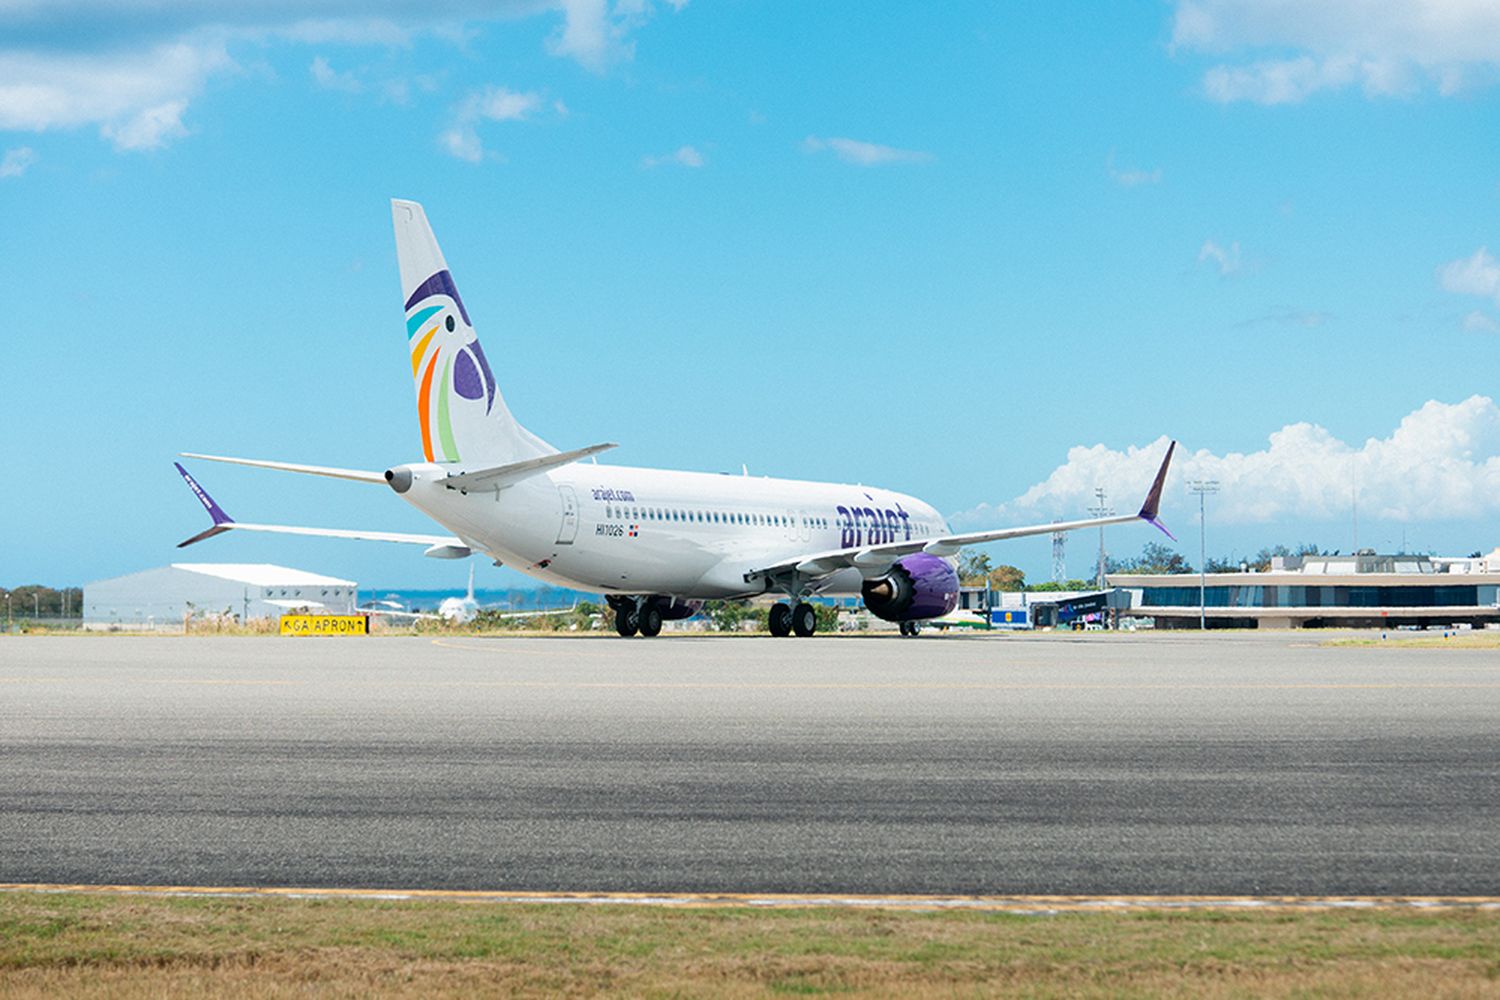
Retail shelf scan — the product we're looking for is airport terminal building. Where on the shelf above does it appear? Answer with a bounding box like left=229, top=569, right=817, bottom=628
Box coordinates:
left=1109, top=550, right=1500, bottom=629
left=84, top=563, right=358, bottom=628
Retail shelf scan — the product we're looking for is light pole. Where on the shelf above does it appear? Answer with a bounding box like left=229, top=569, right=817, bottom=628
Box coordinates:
left=1187, top=480, right=1220, bottom=630
left=1087, top=488, right=1114, bottom=591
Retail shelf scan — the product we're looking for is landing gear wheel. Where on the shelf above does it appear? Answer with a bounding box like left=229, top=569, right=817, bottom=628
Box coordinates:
left=898, top=621, right=911, bottom=636
left=639, top=603, right=663, bottom=637
left=615, top=605, right=639, bottom=637
left=899, top=621, right=921, bottom=637
left=792, top=602, right=817, bottom=637
left=768, top=602, right=792, bottom=637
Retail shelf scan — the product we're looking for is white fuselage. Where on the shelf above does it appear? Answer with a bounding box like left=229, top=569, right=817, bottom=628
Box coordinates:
left=394, top=462, right=952, bottom=599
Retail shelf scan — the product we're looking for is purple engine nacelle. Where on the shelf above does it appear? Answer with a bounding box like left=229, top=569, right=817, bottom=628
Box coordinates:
left=860, top=553, right=959, bottom=622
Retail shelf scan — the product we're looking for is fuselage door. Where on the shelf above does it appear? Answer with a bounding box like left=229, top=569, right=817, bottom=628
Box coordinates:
left=556, top=484, right=579, bottom=544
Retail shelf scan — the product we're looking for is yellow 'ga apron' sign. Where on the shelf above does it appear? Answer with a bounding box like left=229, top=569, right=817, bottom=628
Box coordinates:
left=279, top=614, right=369, bottom=636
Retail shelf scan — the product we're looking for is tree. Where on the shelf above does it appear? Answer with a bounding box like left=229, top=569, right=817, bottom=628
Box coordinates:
left=957, top=551, right=994, bottom=586
left=1028, top=579, right=1096, bottom=592
left=1107, top=542, right=1192, bottom=575
left=1247, top=543, right=1322, bottom=572
left=957, top=551, right=1024, bottom=591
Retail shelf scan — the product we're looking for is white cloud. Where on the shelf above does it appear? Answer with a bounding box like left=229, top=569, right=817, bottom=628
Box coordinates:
left=1172, top=0, right=1500, bottom=102
left=951, top=397, right=1500, bottom=529
left=439, top=85, right=548, bottom=162
left=1439, top=247, right=1500, bottom=307
left=802, top=135, right=933, bottom=167
left=0, top=145, right=35, bottom=178
left=439, top=125, right=484, bottom=163
left=310, top=55, right=362, bottom=94
left=1106, top=150, right=1162, bottom=187
left=0, top=40, right=228, bottom=150
left=1462, top=310, right=1500, bottom=334
left=1197, top=239, right=1241, bottom=276
left=641, top=144, right=703, bottom=169
left=547, top=0, right=687, bottom=73
left=100, top=99, right=190, bottom=150
left=0, top=0, right=685, bottom=151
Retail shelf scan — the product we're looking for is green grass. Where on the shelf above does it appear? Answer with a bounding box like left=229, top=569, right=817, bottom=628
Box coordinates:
left=2, top=891, right=1499, bottom=997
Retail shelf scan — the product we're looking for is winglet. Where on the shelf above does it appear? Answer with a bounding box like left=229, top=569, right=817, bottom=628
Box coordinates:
left=1136, top=441, right=1177, bottom=542
left=175, top=462, right=235, bottom=547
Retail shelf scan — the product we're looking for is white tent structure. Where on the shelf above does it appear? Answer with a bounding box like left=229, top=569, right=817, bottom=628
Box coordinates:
left=84, top=564, right=358, bottom=628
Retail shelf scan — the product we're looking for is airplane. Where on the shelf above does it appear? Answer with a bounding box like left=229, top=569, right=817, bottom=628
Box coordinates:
left=357, top=566, right=577, bottom=624
left=175, top=199, right=1176, bottom=639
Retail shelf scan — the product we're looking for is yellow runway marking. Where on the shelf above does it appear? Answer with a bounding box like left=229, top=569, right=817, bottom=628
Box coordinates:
left=2, top=883, right=1498, bottom=911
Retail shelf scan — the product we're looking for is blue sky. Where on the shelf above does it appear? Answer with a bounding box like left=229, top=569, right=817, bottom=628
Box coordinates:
left=3, top=0, right=1500, bottom=590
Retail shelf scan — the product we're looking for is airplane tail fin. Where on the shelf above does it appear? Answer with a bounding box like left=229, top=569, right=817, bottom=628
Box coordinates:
left=392, top=199, right=555, bottom=466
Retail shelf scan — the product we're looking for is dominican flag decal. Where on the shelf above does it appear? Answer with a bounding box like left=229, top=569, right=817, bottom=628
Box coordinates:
left=628, top=524, right=639, bottom=538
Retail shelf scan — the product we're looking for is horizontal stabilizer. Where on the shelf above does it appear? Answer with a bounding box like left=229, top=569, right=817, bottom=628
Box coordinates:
left=174, top=461, right=463, bottom=550
left=180, top=453, right=385, bottom=484
left=442, top=441, right=617, bottom=493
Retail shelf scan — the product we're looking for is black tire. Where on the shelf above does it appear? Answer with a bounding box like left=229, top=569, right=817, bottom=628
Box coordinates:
left=639, top=604, right=663, bottom=637
left=768, top=602, right=792, bottom=637
left=909, top=620, right=921, bottom=637
left=792, top=602, right=817, bottom=637
left=615, top=606, right=639, bottom=637
left=898, top=621, right=910, bottom=636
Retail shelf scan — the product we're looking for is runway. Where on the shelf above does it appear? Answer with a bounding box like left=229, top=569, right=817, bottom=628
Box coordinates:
left=2, top=633, right=1496, bottom=895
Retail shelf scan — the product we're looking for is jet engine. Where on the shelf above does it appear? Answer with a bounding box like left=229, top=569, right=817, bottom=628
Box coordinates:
left=860, top=553, right=959, bottom=622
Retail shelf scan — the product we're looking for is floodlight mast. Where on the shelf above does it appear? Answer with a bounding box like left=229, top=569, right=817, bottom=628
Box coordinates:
left=1087, top=488, right=1115, bottom=591
left=1187, top=480, right=1220, bottom=630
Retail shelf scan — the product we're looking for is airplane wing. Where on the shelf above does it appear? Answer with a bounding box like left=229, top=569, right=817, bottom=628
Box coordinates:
left=745, top=441, right=1177, bottom=587
left=174, top=462, right=467, bottom=555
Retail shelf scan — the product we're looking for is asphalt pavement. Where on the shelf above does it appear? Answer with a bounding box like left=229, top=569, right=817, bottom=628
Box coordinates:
left=1, top=631, right=1496, bottom=895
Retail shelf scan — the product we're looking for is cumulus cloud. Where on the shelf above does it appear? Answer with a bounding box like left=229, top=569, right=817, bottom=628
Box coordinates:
left=0, top=1, right=686, bottom=150
left=439, top=84, right=547, bottom=162
left=548, top=0, right=688, bottom=73
left=0, top=145, right=36, bottom=178
left=951, top=397, right=1500, bottom=529
left=640, top=144, right=703, bottom=169
left=802, top=135, right=932, bottom=167
left=1197, top=239, right=1241, bottom=276
left=0, top=40, right=229, bottom=150
left=1440, top=247, right=1500, bottom=306
left=1172, top=0, right=1500, bottom=103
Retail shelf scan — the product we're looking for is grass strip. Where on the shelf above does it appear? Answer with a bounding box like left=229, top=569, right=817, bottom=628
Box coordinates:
left=2, top=891, right=1499, bottom=997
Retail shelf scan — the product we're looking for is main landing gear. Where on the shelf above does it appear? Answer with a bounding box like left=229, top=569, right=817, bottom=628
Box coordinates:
left=769, top=602, right=818, bottom=637
left=611, top=597, right=663, bottom=638
left=898, top=621, right=922, bottom=637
